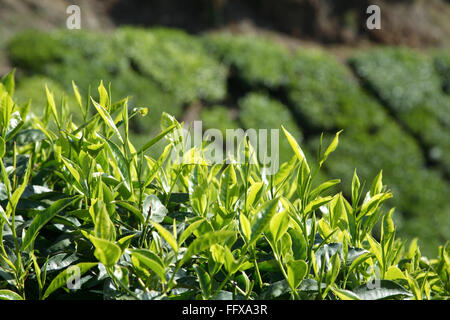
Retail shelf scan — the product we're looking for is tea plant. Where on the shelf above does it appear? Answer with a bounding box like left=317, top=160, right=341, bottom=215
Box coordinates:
left=0, top=72, right=448, bottom=300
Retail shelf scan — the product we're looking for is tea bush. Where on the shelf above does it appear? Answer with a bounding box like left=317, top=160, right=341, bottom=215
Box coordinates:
left=200, top=105, right=239, bottom=136
left=309, top=128, right=450, bottom=253
left=204, top=33, right=292, bottom=89
left=350, top=48, right=450, bottom=174
left=7, top=28, right=227, bottom=142
left=117, top=27, right=227, bottom=103
left=434, top=50, right=450, bottom=94
left=0, top=73, right=448, bottom=300
left=287, top=49, right=387, bottom=132
left=284, top=48, right=450, bottom=252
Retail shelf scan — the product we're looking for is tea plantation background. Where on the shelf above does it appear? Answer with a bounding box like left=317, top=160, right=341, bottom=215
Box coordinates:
left=0, top=0, right=449, bottom=256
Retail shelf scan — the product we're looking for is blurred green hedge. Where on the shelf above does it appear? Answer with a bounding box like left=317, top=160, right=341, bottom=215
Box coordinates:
left=205, top=33, right=291, bottom=89
left=7, top=28, right=227, bottom=147
left=434, top=50, right=450, bottom=94
left=350, top=48, right=450, bottom=174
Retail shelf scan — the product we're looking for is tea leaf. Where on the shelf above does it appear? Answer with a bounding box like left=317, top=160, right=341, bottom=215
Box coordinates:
left=42, top=263, right=98, bottom=300
left=181, top=231, right=236, bottom=265
left=0, top=289, right=23, bottom=300
left=130, top=249, right=166, bottom=282
left=22, top=196, right=79, bottom=251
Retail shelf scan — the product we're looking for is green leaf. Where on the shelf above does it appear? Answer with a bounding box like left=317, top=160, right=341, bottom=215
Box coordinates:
left=304, top=196, right=333, bottom=215
left=6, top=156, right=31, bottom=217
left=91, top=199, right=116, bottom=242
left=1, top=69, right=15, bottom=96
left=347, top=252, right=372, bottom=275
left=45, top=85, right=59, bottom=127
left=115, top=201, right=144, bottom=223
left=102, top=136, right=131, bottom=192
left=287, top=259, right=308, bottom=289
left=360, top=192, right=392, bottom=218
left=0, top=289, right=23, bottom=300
left=351, top=169, right=360, bottom=206
left=91, top=98, right=123, bottom=144
left=0, top=136, right=5, bottom=158
left=269, top=210, right=290, bottom=243
left=370, top=170, right=383, bottom=196
left=116, top=234, right=136, bottom=252
left=181, top=231, right=236, bottom=265
left=385, top=266, right=406, bottom=280
left=260, top=280, right=290, bottom=299
left=367, top=234, right=383, bottom=266
left=72, top=81, right=84, bottom=114
left=249, top=198, right=280, bottom=246
left=178, top=218, right=205, bottom=246
left=246, top=182, right=264, bottom=211
left=130, top=249, right=166, bottom=283
left=61, top=157, right=82, bottom=188
left=6, top=111, right=24, bottom=142
left=309, top=179, right=340, bottom=200
left=152, top=221, right=178, bottom=253
left=331, top=287, right=361, bottom=300
left=353, top=280, right=412, bottom=300
left=89, top=236, right=122, bottom=267
left=281, top=125, right=309, bottom=172
left=136, top=125, right=176, bottom=155
left=239, top=213, right=251, bottom=242
left=319, top=130, right=342, bottom=167
left=331, top=194, right=348, bottom=230
left=382, top=208, right=396, bottom=236
left=22, top=196, right=78, bottom=251
left=42, top=263, right=98, bottom=300
left=98, top=81, right=109, bottom=108
left=194, top=265, right=211, bottom=298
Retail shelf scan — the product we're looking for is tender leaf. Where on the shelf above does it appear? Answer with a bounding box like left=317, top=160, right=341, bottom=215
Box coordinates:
left=152, top=221, right=178, bottom=252
left=319, top=130, right=342, bottom=167
left=130, top=249, right=166, bottom=282
left=22, top=196, right=79, bottom=251
left=269, top=210, right=290, bottom=243
left=281, top=125, right=310, bottom=172
left=181, top=231, right=236, bottom=265
left=102, top=136, right=131, bottom=192
left=353, top=280, right=412, bottom=300
left=1, top=69, right=15, bottom=96
left=249, top=197, right=280, bottom=246
left=0, top=289, right=23, bottom=300
left=42, top=263, right=98, bottom=300
left=287, top=259, right=308, bottom=289
left=89, top=236, right=122, bottom=267
left=331, top=287, right=361, bottom=300
left=91, top=98, right=123, bottom=144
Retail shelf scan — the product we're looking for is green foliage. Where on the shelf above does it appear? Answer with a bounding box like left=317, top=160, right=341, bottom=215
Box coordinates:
left=350, top=47, right=450, bottom=173
left=200, top=105, right=238, bottom=135
left=287, top=49, right=386, bottom=131
left=7, top=27, right=227, bottom=142
left=0, top=74, right=448, bottom=300
left=205, top=33, right=292, bottom=89
left=434, top=50, right=450, bottom=94
left=14, top=76, right=79, bottom=120
left=117, top=27, right=227, bottom=103
left=311, top=127, right=450, bottom=254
